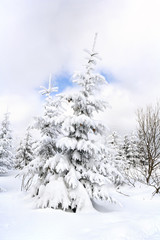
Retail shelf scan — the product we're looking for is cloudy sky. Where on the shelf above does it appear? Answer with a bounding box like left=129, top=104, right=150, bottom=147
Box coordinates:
left=0, top=0, right=160, bottom=138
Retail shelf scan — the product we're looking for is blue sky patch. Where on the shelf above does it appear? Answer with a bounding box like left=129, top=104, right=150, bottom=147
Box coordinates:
left=54, top=72, right=73, bottom=93
left=38, top=72, right=73, bottom=100
left=100, top=71, right=117, bottom=84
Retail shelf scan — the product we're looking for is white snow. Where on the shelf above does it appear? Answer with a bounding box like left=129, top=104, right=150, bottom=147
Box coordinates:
left=1, top=171, right=160, bottom=240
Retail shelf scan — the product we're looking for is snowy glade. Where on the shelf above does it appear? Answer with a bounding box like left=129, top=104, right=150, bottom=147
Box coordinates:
left=0, top=112, right=14, bottom=174
left=20, top=35, right=120, bottom=212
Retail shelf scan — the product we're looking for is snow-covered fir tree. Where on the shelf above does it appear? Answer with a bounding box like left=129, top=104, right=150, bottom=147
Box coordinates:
left=0, top=112, right=14, bottom=174
left=104, top=132, right=125, bottom=186
left=130, top=133, right=139, bottom=167
left=34, top=78, right=60, bottom=159
left=23, top=34, right=118, bottom=212
left=123, top=135, right=131, bottom=163
left=22, top=36, right=118, bottom=212
left=21, top=75, right=64, bottom=191
left=15, top=128, right=35, bottom=169
left=121, top=133, right=142, bottom=186
left=123, top=133, right=139, bottom=168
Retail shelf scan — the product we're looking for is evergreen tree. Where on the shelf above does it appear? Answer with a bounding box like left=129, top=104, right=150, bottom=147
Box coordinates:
left=0, top=112, right=13, bottom=174
left=26, top=35, right=116, bottom=212
left=121, top=133, right=141, bottom=186
left=21, top=75, right=64, bottom=192
left=104, top=132, right=125, bottom=186
left=123, top=135, right=131, bottom=165
left=123, top=133, right=139, bottom=168
left=130, top=133, right=139, bottom=167
left=22, top=36, right=117, bottom=212
left=15, top=128, right=35, bottom=169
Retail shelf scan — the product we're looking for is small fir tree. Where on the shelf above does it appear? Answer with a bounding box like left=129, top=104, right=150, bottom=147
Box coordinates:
left=15, top=128, right=35, bottom=169
left=0, top=112, right=13, bottom=174
left=21, top=75, right=64, bottom=192
left=123, top=133, right=139, bottom=168
left=104, top=132, right=125, bottom=186
left=121, top=133, right=141, bottom=186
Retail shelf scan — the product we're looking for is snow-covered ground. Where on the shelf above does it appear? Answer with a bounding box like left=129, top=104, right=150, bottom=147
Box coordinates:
left=1, top=171, right=160, bottom=240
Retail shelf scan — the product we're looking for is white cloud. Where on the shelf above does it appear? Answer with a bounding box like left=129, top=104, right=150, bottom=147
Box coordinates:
left=0, top=93, right=41, bottom=137
left=99, top=84, right=137, bottom=135
left=0, top=0, right=160, bottom=137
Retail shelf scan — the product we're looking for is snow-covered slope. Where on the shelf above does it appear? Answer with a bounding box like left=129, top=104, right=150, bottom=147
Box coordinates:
left=0, top=171, right=160, bottom=240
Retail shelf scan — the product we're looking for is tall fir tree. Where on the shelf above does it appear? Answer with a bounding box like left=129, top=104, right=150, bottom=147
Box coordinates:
left=26, top=35, right=117, bottom=212
left=0, top=112, right=13, bottom=174
left=22, top=36, right=117, bottom=212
